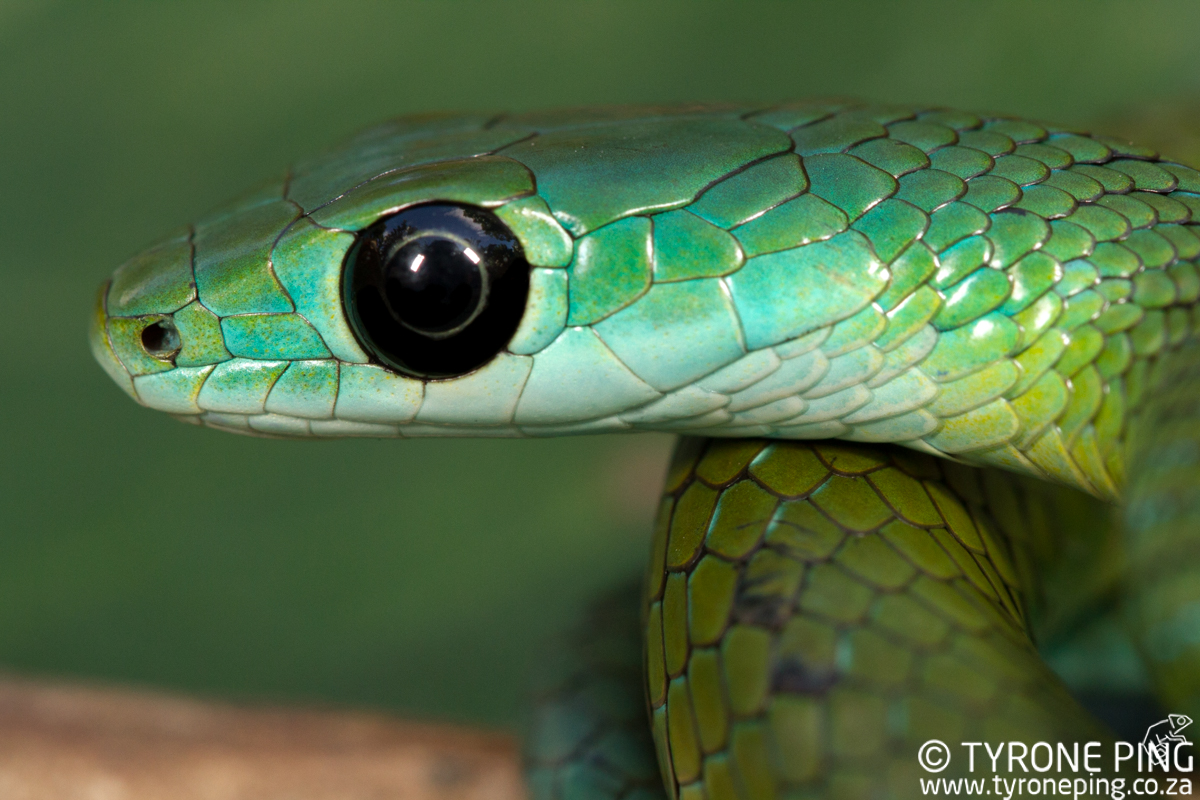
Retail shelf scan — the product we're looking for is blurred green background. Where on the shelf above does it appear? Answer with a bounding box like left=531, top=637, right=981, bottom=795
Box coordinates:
left=2, top=1, right=1199, bottom=728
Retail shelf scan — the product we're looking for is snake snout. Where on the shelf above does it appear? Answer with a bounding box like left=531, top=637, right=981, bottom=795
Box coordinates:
left=90, top=276, right=200, bottom=412
left=90, top=230, right=218, bottom=414
left=89, top=280, right=138, bottom=400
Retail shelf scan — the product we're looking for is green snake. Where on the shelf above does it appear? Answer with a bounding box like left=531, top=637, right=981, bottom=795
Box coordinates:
left=89, top=102, right=1200, bottom=798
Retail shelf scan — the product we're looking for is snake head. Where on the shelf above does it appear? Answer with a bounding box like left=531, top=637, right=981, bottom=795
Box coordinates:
left=92, top=107, right=893, bottom=438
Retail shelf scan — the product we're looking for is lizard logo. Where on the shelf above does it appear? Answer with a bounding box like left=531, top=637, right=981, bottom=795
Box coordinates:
left=1143, top=714, right=1194, bottom=768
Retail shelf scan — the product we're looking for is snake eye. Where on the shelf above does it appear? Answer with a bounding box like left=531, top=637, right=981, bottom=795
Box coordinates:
left=344, top=203, right=530, bottom=379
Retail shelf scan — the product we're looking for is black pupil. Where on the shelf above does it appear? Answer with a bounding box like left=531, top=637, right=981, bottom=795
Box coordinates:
left=383, top=236, right=483, bottom=335
left=344, top=203, right=531, bottom=379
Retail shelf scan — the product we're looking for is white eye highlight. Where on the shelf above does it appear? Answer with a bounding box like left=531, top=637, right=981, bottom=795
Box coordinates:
left=409, top=253, right=425, bottom=272
left=462, top=247, right=481, bottom=264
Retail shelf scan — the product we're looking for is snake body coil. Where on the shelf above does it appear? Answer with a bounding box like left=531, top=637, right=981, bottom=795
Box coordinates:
left=91, top=102, right=1200, bottom=799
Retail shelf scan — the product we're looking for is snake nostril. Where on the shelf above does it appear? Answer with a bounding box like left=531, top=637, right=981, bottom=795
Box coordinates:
left=141, top=319, right=181, bottom=359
